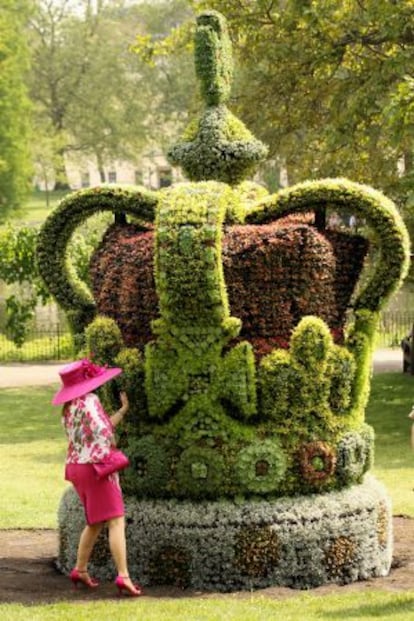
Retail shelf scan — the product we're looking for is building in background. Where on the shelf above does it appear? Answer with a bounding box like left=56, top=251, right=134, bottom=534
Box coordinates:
left=36, top=150, right=184, bottom=192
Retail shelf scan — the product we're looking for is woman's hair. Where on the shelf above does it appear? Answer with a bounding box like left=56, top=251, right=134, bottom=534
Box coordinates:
left=61, top=402, right=70, bottom=417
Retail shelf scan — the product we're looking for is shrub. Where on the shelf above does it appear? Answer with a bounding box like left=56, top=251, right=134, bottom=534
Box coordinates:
left=167, top=11, right=267, bottom=185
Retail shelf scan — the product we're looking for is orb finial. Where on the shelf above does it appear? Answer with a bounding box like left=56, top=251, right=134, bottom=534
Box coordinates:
left=168, top=10, right=268, bottom=186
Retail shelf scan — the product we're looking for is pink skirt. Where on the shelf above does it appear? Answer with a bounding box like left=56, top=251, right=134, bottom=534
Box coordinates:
left=65, top=463, right=125, bottom=525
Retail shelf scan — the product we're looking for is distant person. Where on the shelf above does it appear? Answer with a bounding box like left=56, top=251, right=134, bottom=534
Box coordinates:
left=328, top=212, right=341, bottom=228
left=349, top=214, right=357, bottom=230
left=409, top=406, right=414, bottom=449
left=52, top=358, right=142, bottom=597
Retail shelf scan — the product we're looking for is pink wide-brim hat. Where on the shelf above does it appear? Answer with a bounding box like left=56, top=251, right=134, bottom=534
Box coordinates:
left=52, top=358, right=122, bottom=405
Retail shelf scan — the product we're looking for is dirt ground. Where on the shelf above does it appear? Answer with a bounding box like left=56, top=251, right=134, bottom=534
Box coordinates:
left=0, top=516, right=414, bottom=605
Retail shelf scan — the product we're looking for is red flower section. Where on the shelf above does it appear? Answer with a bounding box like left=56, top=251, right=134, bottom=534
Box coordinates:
left=90, top=223, right=158, bottom=349
left=90, top=221, right=368, bottom=358
left=223, top=222, right=337, bottom=350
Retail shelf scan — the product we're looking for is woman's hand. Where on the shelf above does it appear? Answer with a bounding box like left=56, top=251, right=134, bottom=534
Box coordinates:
left=119, top=391, right=129, bottom=415
left=110, top=391, right=129, bottom=427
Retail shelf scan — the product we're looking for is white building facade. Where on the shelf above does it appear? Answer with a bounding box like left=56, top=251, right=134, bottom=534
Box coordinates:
left=37, top=150, right=184, bottom=192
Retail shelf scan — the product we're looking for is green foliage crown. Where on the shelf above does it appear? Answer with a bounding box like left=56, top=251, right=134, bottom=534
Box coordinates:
left=36, top=12, right=410, bottom=504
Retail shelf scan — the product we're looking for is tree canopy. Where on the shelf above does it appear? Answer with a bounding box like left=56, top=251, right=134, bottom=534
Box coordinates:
left=29, top=0, right=146, bottom=185
left=185, top=2, right=414, bottom=203
left=28, top=0, right=195, bottom=187
left=19, top=0, right=414, bottom=227
left=0, top=0, right=32, bottom=219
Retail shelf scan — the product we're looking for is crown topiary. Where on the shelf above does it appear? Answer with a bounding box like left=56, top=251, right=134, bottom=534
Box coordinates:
left=38, top=10, right=410, bottom=592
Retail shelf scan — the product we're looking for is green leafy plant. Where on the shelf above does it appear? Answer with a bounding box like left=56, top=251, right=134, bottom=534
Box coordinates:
left=0, top=222, right=102, bottom=347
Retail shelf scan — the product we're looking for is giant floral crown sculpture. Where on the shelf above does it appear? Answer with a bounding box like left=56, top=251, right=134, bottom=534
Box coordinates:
left=37, top=10, right=410, bottom=591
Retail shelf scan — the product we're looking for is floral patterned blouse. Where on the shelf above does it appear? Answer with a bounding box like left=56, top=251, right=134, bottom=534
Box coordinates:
left=62, top=393, right=114, bottom=464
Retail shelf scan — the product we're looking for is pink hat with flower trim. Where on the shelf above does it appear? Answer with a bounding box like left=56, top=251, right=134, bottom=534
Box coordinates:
left=52, top=358, right=122, bottom=405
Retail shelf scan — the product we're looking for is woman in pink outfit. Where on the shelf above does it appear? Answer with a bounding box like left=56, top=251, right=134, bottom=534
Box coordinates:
left=52, top=358, right=142, bottom=596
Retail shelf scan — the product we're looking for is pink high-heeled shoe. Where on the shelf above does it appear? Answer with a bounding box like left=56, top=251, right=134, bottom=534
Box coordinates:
left=69, top=568, right=99, bottom=589
left=115, top=575, right=142, bottom=597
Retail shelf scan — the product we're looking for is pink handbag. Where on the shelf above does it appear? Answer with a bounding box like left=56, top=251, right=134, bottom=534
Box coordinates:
left=93, top=449, right=130, bottom=479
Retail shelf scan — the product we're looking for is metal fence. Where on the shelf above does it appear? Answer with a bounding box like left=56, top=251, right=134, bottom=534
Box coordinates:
left=0, top=311, right=412, bottom=362
left=378, top=310, right=414, bottom=348
left=0, top=326, right=73, bottom=362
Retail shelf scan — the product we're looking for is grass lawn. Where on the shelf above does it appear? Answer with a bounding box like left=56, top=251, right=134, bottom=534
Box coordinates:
left=366, top=371, right=414, bottom=516
left=1, top=591, right=414, bottom=621
left=10, top=190, right=69, bottom=225
left=0, top=386, right=67, bottom=528
left=1, top=372, right=414, bottom=619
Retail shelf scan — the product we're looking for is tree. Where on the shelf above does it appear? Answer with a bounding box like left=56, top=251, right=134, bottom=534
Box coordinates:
left=28, top=0, right=153, bottom=186
left=0, top=0, right=32, bottom=219
left=0, top=220, right=101, bottom=346
left=31, top=115, right=66, bottom=204
left=177, top=1, right=414, bottom=209
left=129, top=0, right=197, bottom=151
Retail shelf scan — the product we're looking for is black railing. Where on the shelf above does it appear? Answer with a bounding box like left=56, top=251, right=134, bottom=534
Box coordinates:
left=0, top=326, right=73, bottom=362
left=378, top=310, right=414, bottom=348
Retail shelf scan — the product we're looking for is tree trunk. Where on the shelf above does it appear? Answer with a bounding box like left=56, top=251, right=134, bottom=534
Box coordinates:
left=96, top=152, right=106, bottom=183
left=404, top=150, right=413, bottom=175
left=54, top=148, right=70, bottom=190
left=315, top=207, right=326, bottom=231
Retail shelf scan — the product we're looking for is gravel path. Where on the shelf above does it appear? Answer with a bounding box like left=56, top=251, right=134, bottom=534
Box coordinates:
left=0, top=348, right=405, bottom=389
left=0, top=362, right=62, bottom=388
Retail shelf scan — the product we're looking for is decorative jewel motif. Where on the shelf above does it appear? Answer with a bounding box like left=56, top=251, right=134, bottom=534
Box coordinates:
left=324, top=536, right=356, bottom=578
left=234, top=526, right=280, bottom=578
left=376, top=502, right=389, bottom=548
left=298, top=440, right=336, bottom=486
left=336, top=426, right=374, bottom=484
left=149, top=545, right=191, bottom=589
left=175, top=446, right=226, bottom=499
left=235, top=439, right=287, bottom=494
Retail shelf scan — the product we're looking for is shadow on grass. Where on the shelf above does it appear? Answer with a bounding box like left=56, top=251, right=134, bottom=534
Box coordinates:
left=321, top=595, right=414, bottom=619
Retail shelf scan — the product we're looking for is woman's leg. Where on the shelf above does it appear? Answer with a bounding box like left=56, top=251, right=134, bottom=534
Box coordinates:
left=107, top=516, right=141, bottom=594
left=76, top=522, right=104, bottom=571
left=107, top=516, right=128, bottom=575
